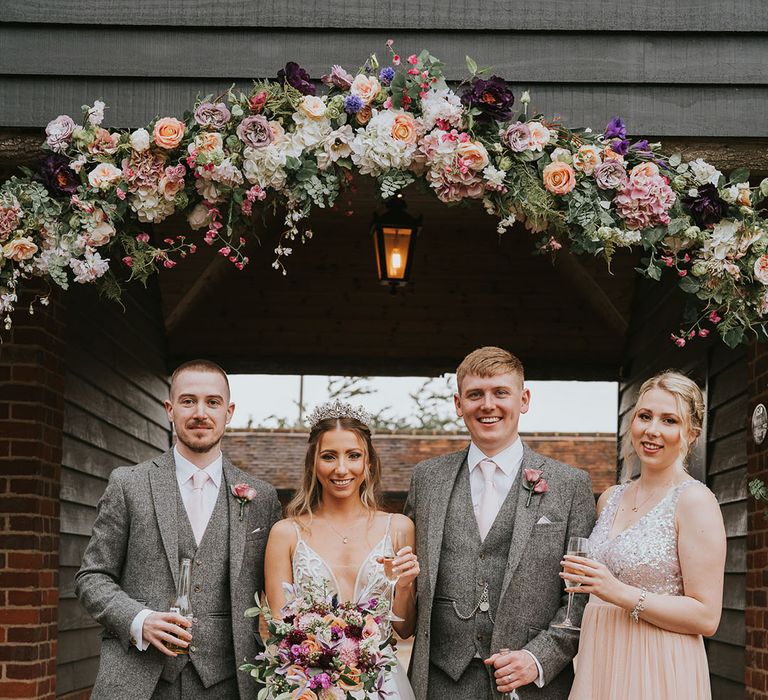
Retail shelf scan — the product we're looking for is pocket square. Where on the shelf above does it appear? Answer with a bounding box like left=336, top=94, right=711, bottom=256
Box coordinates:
left=536, top=516, right=553, bottom=525
left=251, top=527, right=262, bottom=534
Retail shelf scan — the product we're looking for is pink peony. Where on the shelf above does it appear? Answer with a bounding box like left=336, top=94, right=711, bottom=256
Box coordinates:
left=0, top=198, right=22, bottom=243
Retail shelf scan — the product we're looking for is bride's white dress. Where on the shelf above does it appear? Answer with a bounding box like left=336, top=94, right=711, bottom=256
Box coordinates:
left=291, top=516, right=416, bottom=699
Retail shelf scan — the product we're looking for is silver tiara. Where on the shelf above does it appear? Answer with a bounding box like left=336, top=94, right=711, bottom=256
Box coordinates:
left=306, top=399, right=372, bottom=429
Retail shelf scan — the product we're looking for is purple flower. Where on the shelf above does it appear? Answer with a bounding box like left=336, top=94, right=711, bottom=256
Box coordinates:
left=277, top=61, right=315, bottom=95
left=604, top=116, right=626, bottom=140
left=683, top=183, right=727, bottom=229
left=37, top=154, right=79, bottom=195
left=321, top=64, right=354, bottom=90
left=593, top=160, right=629, bottom=191
left=344, top=94, right=364, bottom=114
left=461, top=75, right=515, bottom=122
left=502, top=122, right=531, bottom=152
left=236, top=115, right=273, bottom=149
left=194, top=102, right=231, bottom=130
left=309, top=673, right=333, bottom=690
left=630, top=139, right=650, bottom=153
left=379, top=67, right=396, bottom=85
left=609, top=139, right=630, bottom=156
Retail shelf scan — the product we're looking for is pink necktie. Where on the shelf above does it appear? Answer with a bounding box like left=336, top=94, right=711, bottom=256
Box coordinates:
left=188, top=470, right=210, bottom=545
left=476, top=459, right=499, bottom=541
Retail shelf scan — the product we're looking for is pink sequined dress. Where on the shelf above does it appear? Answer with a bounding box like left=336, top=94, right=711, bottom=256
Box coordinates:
left=569, top=480, right=712, bottom=700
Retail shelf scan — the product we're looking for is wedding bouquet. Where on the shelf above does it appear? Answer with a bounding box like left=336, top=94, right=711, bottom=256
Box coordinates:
left=241, top=581, right=397, bottom=700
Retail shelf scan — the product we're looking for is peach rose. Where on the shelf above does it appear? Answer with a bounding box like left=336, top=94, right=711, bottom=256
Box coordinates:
left=602, top=146, right=625, bottom=163
left=350, top=75, right=381, bottom=104
left=356, top=105, right=372, bottom=125
left=527, top=122, right=551, bottom=151
left=291, top=690, right=317, bottom=700
left=391, top=112, right=418, bottom=144
left=87, top=209, right=115, bottom=247
left=457, top=140, right=490, bottom=171
left=88, top=162, right=122, bottom=190
left=338, top=668, right=363, bottom=691
left=158, top=176, right=185, bottom=201
left=153, top=117, right=185, bottom=149
left=188, top=132, right=223, bottom=156
left=630, top=162, right=659, bottom=178
left=573, top=145, right=602, bottom=175
left=3, top=237, right=38, bottom=262
left=268, top=120, right=287, bottom=144
left=542, top=161, right=576, bottom=195
left=302, top=637, right=321, bottom=654
left=298, top=95, right=327, bottom=120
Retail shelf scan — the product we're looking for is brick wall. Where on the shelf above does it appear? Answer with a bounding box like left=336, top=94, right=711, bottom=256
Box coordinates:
left=0, top=293, right=65, bottom=700
left=225, top=429, right=617, bottom=497
left=747, top=342, right=768, bottom=700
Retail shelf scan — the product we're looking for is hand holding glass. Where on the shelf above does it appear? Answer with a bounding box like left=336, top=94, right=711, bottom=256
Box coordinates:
left=552, top=536, right=590, bottom=631
left=382, top=530, right=405, bottom=622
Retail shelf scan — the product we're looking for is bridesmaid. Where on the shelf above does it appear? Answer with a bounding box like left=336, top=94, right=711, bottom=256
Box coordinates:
left=566, top=370, right=726, bottom=700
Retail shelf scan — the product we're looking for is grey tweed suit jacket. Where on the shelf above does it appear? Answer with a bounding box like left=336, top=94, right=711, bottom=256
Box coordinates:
left=405, top=443, right=596, bottom=700
left=75, top=449, right=282, bottom=700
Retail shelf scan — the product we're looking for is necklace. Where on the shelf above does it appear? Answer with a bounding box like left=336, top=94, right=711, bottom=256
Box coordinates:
left=326, top=514, right=365, bottom=544
left=631, top=480, right=673, bottom=513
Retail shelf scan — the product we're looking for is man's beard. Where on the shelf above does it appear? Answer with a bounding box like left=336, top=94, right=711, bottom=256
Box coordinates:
left=176, top=425, right=223, bottom=453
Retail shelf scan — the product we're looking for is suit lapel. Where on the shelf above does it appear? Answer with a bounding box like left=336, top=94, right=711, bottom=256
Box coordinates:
left=500, top=445, right=546, bottom=598
left=427, top=449, right=468, bottom=596
left=223, top=458, right=246, bottom=591
left=149, top=450, right=180, bottom=588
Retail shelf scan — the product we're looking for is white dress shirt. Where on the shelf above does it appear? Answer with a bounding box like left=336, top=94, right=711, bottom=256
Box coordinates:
left=129, top=447, right=223, bottom=651
left=467, top=438, right=545, bottom=688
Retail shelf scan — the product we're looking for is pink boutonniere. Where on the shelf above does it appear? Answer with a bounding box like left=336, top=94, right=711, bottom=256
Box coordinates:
left=231, top=483, right=257, bottom=520
left=522, top=468, right=549, bottom=507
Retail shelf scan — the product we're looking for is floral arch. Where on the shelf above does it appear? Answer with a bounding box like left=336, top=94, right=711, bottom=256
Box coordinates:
left=1, top=46, right=766, bottom=347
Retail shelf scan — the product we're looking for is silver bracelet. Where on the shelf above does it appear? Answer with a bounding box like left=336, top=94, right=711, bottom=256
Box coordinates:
left=629, top=588, right=647, bottom=623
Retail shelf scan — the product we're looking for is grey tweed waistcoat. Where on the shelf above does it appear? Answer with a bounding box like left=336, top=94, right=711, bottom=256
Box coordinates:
left=161, top=480, right=234, bottom=687
left=430, top=463, right=519, bottom=681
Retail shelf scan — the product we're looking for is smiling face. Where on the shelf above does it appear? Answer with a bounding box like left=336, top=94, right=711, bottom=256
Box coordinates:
left=630, top=387, right=695, bottom=472
left=314, top=429, right=368, bottom=503
left=164, top=369, right=234, bottom=457
left=454, top=371, right=530, bottom=456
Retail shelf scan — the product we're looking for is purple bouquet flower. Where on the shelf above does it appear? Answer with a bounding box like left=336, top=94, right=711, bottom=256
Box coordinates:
left=37, top=154, right=79, bottom=195
left=194, top=102, right=231, bottom=130
left=379, top=67, right=396, bottom=86
left=277, top=61, right=316, bottom=96
left=236, top=115, right=273, bottom=149
left=344, top=95, right=364, bottom=114
left=321, top=65, right=354, bottom=90
left=461, top=75, right=515, bottom=122
left=683, top=183, right=727, bottom=229
left=604, top=116, right=627, bottom=141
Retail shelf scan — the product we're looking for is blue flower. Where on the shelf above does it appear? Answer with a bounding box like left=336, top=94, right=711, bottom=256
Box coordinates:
left=379, top=67, right=396, bottom=85
left=344, top=95, right=365, bottom=114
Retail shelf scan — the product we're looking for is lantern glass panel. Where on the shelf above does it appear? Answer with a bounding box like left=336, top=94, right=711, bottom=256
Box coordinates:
left=381, top=227, right=412, bottom=280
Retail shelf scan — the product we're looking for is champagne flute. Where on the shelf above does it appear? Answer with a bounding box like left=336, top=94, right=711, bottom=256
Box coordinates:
left=382, top=529, right=405, bottom=622
left=497, top=647, right=520, bottom=700
left=552, top=536, right=590, bottom=631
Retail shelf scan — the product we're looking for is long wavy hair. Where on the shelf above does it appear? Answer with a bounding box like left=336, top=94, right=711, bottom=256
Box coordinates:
left=286, top=417, right=383, bottom=520
left=620, top=370, right=705, bottom=482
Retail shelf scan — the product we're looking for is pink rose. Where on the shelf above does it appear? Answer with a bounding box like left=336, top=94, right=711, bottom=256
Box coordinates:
left=755, top=255, right=768, bottom=285
left=45, top=115, right=76, bottom=152
left=523, top=468, right=543, bottom=484
left=153, top=117, right=185, bottom=149
left=236, top=115, right=272, bottom=149
left=231, top=483, right=257, bottom=501
left=533, top=478, right=549, bottom=494
left=350, top=75, right=381, bottom=105
left=248, top=91, right=268, bottom=113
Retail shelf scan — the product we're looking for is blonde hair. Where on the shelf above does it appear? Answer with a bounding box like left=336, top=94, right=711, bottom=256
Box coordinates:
left=169, top=359, right=230, bottom=399
left=286, top=418, right=382, bottom=519
left=456, top=346, right=524, bottom=391
left=620, top=370, right=705, bottom=481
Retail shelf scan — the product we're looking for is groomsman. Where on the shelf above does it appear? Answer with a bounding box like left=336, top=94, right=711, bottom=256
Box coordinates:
left=405, top=346, right=596, bottom=699
left=75, top=360, right=281, bottom=699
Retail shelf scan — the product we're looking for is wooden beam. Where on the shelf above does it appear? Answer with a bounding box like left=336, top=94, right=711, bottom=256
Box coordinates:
left=554, top=253, right=630, bottom=337
left=163, top=253, right=232, bottom=335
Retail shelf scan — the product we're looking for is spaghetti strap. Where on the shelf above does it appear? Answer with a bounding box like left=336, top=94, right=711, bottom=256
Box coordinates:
left=291, top=520, right=304, bottom=542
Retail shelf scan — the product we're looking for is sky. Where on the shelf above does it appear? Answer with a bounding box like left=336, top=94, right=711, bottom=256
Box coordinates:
left=228, top=375, right=618, bottom=433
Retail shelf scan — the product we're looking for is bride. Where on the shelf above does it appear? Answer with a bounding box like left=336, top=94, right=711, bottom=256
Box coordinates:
left=264, top=400, right=419, bottom=699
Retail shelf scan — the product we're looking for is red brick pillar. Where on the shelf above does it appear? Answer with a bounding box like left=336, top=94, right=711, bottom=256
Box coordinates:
left=0, top=292, right=65, bottom=699
left=747, top=341, right=768, bottom=699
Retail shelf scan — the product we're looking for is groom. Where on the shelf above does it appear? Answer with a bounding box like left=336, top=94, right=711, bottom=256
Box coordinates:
left=75, top=360, right=281, bottom=699
left=405, top=346, right=596, bottom=699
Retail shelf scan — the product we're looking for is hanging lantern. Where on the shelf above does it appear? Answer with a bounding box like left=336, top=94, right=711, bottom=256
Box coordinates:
left=371, top=195, right=421, bottom=287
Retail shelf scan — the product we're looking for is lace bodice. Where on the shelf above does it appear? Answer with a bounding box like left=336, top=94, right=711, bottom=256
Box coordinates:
left=291, top=515, right=394, bottom=622
left=588, top=480, right=698, bottom=596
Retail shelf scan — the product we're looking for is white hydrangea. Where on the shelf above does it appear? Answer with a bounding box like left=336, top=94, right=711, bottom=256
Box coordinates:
left=69, top=248, right=110, bottom=283
left=702, top=219, right=742, bottom=261
left=242, top=145, right=288, bottom=191
left=688, top=158, right=722, bottom=187
left=420, top=88, right=463, bottom=131
left=129, top=191, right=175, bottom=223
left=291, top=112, right=332, bottom=151
left=482, top=165, right=506, bottom=188
left=210, top=158, right=244, bottom=187
left=350, top=110, right=418, bottom=177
